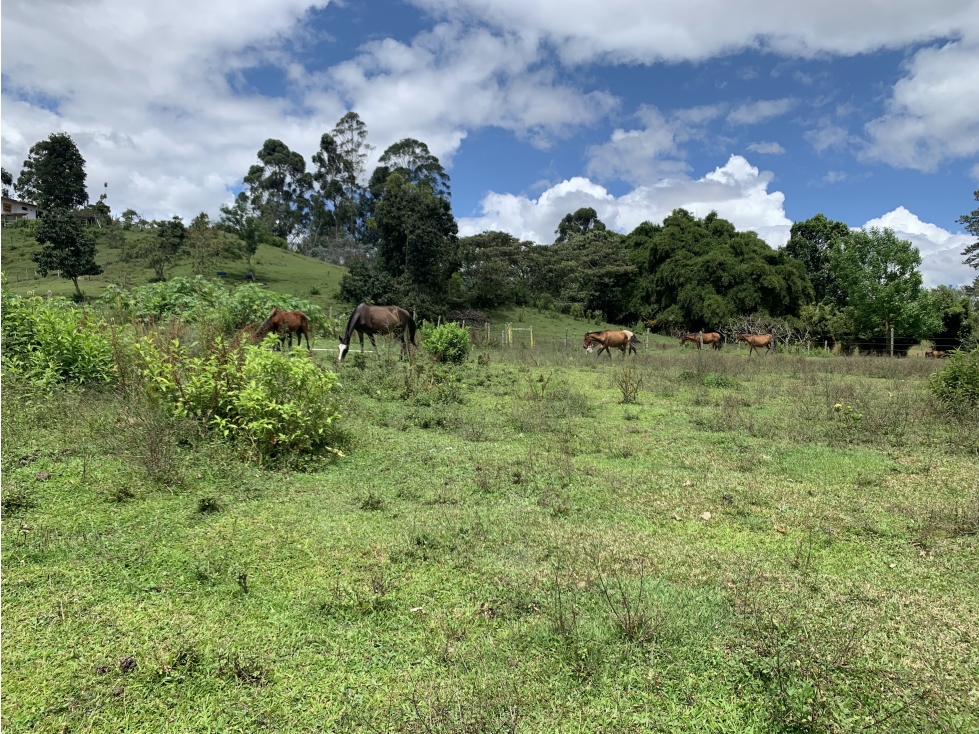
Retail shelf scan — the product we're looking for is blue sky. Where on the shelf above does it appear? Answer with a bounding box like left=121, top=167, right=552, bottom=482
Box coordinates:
left=3, top=0, right=978, bottom=285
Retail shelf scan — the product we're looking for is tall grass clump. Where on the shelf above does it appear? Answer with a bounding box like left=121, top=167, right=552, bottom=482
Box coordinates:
left=422, top=322, right=472, bottom=364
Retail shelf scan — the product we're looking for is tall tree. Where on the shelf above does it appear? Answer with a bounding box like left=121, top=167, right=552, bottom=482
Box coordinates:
left=784, top=213, right=850, bottom=304
left=122, top=216, right=187, bottom=281
left=457, top=231, right=536, bottom=308
left=959, top=191, right=979, bottom=285
left=555, top=207, right=606, bottom=244
left=15, top=133, right=89, bottom=210
left=625, top=209, right=813, bottom=329
left=243, top=139, right=312, bottom=242
left=377, top=138, right=450, bottom=199
left=548, top=228, right=635, bottom=321
left=32, top=208, right=103, bottom=297
left=311, top=132, right=347, bottom=241
left=217, top=192, right=286, bottom=274
left=187, top=212, right=242, bottom=276
left=828, top=227, right=940, bottom=339
left=331, top=112, right=374, bottom=236
left=1, top=167, right=12, bottom=197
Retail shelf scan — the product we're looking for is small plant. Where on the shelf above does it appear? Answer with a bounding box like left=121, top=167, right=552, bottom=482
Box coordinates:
left=422, top=322, right=472, bottom=364
left=359, top=492, right=386, bottom=511
left=308, top=285, right=320, bottom=295
left=614, top=362, right=644, bottom=404
left=702, top=373, right=739, bottom=389
left=524, top=370, right=554, bottom=400
left=197, top=496, right=220, bottom=513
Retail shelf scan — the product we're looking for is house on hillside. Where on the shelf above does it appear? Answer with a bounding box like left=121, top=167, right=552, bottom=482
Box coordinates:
left=2, top=196, right=42, bottom=225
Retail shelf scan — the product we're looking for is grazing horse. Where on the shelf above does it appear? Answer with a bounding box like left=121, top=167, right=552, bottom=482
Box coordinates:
left=679, top=331, right=723, bottom=350
left=925, top=349, right=949, bottom=358
left=582, top=330, right=640, bottom=357
left=736, top=333, right=774, bottom=356
left=338, top=303, right=417, bottom=362
left=256, top=308, right=312, bottom=349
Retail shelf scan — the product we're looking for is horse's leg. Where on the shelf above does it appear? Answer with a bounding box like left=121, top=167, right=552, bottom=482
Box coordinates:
left=359, top=331, right=365, bottom=352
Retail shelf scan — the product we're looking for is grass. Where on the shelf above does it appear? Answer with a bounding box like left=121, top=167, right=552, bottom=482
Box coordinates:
left=0, top=225, right=347, bottom=310
left=3, top=334, right=978, bottom=731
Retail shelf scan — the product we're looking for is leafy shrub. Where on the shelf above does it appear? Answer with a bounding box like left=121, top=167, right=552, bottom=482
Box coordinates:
left=132, top=331, right=342, bottom=462
left=422, top=322, right=472, bottom=364
left=99, top=277, right=328, bottom=334
left=930, top=348, right=979, bottom=409
left=1, top=289, right=114, bottom=385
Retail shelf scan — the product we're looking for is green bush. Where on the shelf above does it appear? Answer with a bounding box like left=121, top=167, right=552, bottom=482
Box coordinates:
left=132, top=331, right=342, bottom=461
left=1, top=288, right=114, bottom=385
left=422, top=322, right=472, bottom=364
left=930, top=348, right=979, bottom=410
left=99, top=277, right=329, bottom=334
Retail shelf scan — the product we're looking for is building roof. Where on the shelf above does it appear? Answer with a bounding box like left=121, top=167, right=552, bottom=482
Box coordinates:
left=1, top=195, right=37, bottom=207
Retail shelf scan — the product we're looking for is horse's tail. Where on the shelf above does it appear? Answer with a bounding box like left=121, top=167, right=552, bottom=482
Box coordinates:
left=406, top=311, right=417, bottom=346
left=629, top=332, right=641, bottom=344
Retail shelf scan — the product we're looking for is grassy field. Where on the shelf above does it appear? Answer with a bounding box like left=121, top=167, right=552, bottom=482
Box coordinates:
left=2, top=338, right=977, bottom=733
left=0, top=225, right=347, bottom=310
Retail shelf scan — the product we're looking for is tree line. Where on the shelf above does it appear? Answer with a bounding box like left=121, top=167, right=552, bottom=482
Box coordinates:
left=5, top=125, right=978, bottom=351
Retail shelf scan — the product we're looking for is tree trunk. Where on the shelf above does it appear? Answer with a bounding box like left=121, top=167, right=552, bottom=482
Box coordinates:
left=72, top=276, right=82, bottom=298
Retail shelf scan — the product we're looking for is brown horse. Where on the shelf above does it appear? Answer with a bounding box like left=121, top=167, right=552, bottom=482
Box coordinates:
left=679, top=331, right=723, bottom=350
left=583, top=330, right=640, bottom=357
left=256, top=308, right=312, bottom=349
left=925, top=349, right=949, bottom=358
left=736, top=333, right=774, bottom=355
left=338, top=303, right=417, bottom=362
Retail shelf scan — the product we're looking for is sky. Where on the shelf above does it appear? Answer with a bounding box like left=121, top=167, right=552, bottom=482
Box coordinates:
left=2, top=0, right=978, bottom=287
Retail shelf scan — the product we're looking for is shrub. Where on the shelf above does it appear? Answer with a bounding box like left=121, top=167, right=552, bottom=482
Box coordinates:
left=1, top=289, right=114, bottom=385
left=422, top=322, right=472, bottom=364
left=930, top=348, right=979, bottom=410
left=132, top=331, right=342, bottom=462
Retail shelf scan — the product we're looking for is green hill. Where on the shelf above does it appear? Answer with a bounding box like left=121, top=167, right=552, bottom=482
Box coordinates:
left=0, top=225, right=347, bottom=311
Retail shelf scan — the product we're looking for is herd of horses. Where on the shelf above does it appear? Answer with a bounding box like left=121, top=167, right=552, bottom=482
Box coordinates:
left=249, top=305, right=950, bottom=361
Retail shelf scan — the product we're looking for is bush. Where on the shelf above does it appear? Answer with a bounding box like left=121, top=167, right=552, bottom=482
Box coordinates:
left=930, top=348, right=979, bottom=410
left=132, top=331, right=342, bottom=462
left=1, top=289, right=114, bottom=385
left=422, top=322, right=472, bottom=364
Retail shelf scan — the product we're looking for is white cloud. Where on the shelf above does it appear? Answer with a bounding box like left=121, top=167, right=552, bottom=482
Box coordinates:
left=863, top=40, right=979, bottom=171
left=863, top=206, right=975, bottom=287
left=805, top=120, right=851, bottom=153
left=414, top=0, right=976, bottom=63
left=823, top=170, right=846, bottom=183
left=0, top=3, right=617, bottom=221
left=746, top=141, right=785, bottom=155
left=584, top=104, right=722, bottom=184
left=460, top=155, right=792, bottom=247
left=726, top=98, right=796, bottom=125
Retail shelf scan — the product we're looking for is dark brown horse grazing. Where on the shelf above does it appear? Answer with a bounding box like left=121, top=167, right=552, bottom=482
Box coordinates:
left=583, top=330, right=640, bottom=357
left=256, top=308, right=312, bottom=349
left=338, top=303, right=417, bottom=362
left=679, top=331, right=723, bottom=350
left=736, top=333, right=774, bottom=355
left=925, top=349, right=949, bottom=358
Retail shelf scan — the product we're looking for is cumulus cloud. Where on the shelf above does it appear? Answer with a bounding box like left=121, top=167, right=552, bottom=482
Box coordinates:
left=863, top=40, right=979, bottom=171
left=746, top=141, right=786, bottom=155
left=805, top=120, right=851, bottom=153
left=459, top=155, right=792, bottom=246
left=863, top=206, right=976, bottom=287
left=726, top=98, right=796, bottom=125
left=414, top=0, right=975, bottom=63
left=0, top=2, right=617, bottom=220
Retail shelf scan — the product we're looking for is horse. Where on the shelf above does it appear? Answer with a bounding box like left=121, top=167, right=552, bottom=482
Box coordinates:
left=679, top=331, right=723, bottom=350
left=582, top=330, right=640, bottom=357
left=256, top=308, right=312, bottom=350
left=338, top=303, right=417, bottom=362
left=925, top=349, right=949, bottom=358
left=736, top=333, right=774, bottom=355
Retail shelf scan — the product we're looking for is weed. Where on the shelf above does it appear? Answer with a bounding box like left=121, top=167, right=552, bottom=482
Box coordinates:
left=359, top=492, right=386, bottom=511
left=197, top=496, right=220, bottom=513
left=613, top=361, right=644, bottom=403
left=217, top=651, right=271, bottom=686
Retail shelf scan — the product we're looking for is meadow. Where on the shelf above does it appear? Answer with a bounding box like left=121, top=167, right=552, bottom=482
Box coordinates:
left=2, top=333, right=977, bottom=733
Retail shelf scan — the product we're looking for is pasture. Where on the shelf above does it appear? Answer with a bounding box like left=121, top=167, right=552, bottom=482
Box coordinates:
left=2, top=339, right=977, bottom=732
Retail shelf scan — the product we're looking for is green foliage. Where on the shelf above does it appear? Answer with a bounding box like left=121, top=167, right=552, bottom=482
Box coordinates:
left=243, top=139, right=313, bottom=242
left=457, top=231, right=537, bottom=308
left=132, top=332, right=341, bottom=460
left=14, top=132, right=89, bottom=210
left=829, top=227, right=940, bottom=339
left=554, top=207, right=606, bottom=244
left=546, top=229, right=635, bottom=322
left=626, top=209, right=814, bottom=329
left=0, top=289, right=113, bottom=385
left=930, top=348, right=979, bottom=410
left=32, top=206, right=103, bottom=296
left=187, top=212, right=243, bottom=276
left=422, top=322, right=472, bottom=364
left=958, top=190, right=979, bottom=272
left=99, top=276, right=327, bottom=333
left=217, top=192, right=288, bottom=272
left=377, top=138, right=450, bottom=199
left=784, top=214, right=850, bottom=304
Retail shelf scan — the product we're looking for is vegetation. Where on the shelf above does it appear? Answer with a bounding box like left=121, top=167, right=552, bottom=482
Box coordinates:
left=422, top=321, right=472, bottom=364
left=31, top=207, right=104, bottom=298
left=931, top=347, right=979, bottom=409
left=13, top=132, right=89, bottom=211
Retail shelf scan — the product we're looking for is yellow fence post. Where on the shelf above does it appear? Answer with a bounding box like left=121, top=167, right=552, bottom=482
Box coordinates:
left=530, top=327, right=534, bottom=348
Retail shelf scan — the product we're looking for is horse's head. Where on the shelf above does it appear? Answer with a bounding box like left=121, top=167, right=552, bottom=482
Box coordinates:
left=582, top=333, right=600, bottom=351
left=735, top=333, right=748, bottom=343
left=337, top=342, right=349, bottom=363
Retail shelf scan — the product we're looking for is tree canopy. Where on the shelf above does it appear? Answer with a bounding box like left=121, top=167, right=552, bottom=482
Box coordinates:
left=784, top=213, right=849, bottom=304
left=625, top=209, right=813, bottom=329
left=32, top=207, right=103, bottom=297
left=959, top=190, right=979, bottom=292
left=554, top=207, right=606, bottom=244
left=15, top=133, right=89, bottom=210
left=243, top=139, right=312, bottom=243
